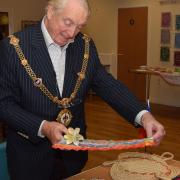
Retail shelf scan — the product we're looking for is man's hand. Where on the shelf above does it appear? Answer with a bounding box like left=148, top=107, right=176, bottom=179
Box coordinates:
left=41, top=121, right=68, bottom=144
left=141, top=112, right=165, bottom=144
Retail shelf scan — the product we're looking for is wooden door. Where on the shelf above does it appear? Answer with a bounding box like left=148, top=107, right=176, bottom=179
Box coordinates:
left=117, top=7, right=148, bottom=101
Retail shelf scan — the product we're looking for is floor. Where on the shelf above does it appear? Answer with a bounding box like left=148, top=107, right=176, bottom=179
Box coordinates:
left=83, top=95, right=180, bottom=171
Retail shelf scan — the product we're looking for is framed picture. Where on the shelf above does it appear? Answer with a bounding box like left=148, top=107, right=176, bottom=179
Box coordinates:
left=0, top=12, right=9, bottom=39
left=21, top=20, right=39, bottom=30
left=160, top=46, right=170, bottom=62
left=175, top=33, right=180, bottom=49
left=174, top=51, right=180, bottom=66
left=161, top=29, right=170, bottom=44
left=161, top=12, right=171, bottom=28
left=0, top=8, right=14, bottom=35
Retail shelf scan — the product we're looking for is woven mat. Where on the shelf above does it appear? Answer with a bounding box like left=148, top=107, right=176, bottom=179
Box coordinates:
left=103, top=152, right=180, bottom=180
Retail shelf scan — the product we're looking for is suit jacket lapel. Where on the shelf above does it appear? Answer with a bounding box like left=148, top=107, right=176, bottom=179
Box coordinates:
left=62, top=34, right=85, bottom=99
left=30, top=23, right=59, bottom=96
left=62, top=44, right=79, bottom=98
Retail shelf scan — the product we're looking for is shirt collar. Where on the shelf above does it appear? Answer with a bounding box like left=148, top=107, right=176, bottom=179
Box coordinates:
left=41, top=16, right=54, bottom=48
left=41, top=16, right=73, bottom=50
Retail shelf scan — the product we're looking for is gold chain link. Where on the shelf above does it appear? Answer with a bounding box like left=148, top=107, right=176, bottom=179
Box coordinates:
left=9, top=34, right=90, bottom=107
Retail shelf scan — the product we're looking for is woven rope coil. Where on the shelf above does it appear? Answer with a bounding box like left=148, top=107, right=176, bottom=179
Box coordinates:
left=108, top=152, right=180, bottom=180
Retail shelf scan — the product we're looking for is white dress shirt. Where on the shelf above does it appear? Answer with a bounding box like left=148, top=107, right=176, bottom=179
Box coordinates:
left=41, top=17, right=69, bottom=95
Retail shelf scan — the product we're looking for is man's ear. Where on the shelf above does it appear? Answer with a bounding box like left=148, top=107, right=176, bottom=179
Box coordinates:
left=46, top=5, right=54, bottom=19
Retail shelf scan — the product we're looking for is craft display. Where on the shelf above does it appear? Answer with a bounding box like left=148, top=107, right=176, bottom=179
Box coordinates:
left=52, top=128, right=155, bottom=151
left=136, top=66, right=180, bottom=86
left=157, top=71, right=180, bottom=85
left=102, top=152, right=180, bottom=180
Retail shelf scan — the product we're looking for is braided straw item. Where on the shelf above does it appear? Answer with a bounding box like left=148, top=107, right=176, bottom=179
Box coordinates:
left=52, top=137, right=155, bottom=151
left=52, top=128, right=155, bottom=151
left=108, top=152, right=180, bottom=180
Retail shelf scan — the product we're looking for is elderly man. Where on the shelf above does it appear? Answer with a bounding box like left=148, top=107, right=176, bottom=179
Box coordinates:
left=0, top=0, right=165, bottom=179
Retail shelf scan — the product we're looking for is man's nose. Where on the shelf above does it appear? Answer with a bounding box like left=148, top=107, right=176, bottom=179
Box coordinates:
left=68, top=26, right=78, bottom=38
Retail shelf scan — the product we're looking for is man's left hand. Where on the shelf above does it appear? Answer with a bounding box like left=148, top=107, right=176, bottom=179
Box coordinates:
left=141, top=112, right=165, bottom=145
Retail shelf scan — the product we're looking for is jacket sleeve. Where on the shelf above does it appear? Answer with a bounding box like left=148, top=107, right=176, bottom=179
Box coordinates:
left=0, top=39, right=43, bottom=143
left=89, top=40, right=146, bottom=126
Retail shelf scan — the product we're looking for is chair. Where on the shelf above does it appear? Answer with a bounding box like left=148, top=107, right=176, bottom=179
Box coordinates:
left=0, top=142, right=10, bottom=180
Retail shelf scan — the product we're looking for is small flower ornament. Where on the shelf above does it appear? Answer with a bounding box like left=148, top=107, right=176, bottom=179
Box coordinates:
left=64, top=127, right=84, bottom=146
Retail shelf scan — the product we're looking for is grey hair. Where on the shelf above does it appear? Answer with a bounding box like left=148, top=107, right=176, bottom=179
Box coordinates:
left=45, top=0, right=91, bottom=16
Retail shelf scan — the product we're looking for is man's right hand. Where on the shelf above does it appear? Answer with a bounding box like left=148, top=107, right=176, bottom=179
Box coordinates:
left=41, top=121, right=68, bottom=144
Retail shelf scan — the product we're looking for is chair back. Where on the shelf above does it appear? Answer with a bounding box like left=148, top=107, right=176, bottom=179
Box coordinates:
left=0, top=142, right=10, bottom=180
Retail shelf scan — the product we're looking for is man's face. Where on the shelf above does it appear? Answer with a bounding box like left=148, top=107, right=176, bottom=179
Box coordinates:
left=45, top=1, right=88, bottom=46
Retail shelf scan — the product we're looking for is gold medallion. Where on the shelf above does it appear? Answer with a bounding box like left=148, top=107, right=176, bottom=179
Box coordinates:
left=56, top=109, right=72, bottom=126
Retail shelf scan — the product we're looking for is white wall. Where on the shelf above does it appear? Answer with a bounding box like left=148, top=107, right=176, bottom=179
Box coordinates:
left=83, top=0, right=119, bottom=77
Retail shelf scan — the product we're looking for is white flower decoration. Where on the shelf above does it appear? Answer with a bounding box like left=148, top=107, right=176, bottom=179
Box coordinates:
left=64, top=127, right=84, bottom=146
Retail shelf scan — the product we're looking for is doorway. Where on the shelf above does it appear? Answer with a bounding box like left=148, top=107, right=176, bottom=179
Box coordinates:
left=117, top=7, right=148, bottom=101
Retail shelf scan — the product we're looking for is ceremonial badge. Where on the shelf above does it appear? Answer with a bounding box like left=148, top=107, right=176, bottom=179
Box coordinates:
left=56, top=109, right=72, bottom=126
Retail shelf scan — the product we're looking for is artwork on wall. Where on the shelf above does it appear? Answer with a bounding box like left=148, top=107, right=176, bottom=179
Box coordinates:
left=161, top=29, right=170, bottom=44
left=175, top=15, right=180, bottom=30
left=21, top=20, right=39, bottom=30
left=174, top=51, right=180, bottom=66
left=160, top=46, right=170, bottom=61
left=0, top=12, right=9, bottom=40
left=175, top=33, right=180, bottom=48
left=160, top=12, right=171, bottom=62
left=161, top=12, right=171, bottom=28
left=160, top=12, right=180, bottom=66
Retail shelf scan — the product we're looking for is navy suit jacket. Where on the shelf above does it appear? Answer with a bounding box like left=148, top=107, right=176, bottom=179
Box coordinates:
left=0, top=22, right=145, bottom=178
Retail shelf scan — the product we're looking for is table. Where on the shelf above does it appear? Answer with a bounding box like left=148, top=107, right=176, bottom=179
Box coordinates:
left=129, top=69, right=180, bottom=101
left=68, top=166, right=111, bottom=179
left=68, top=159, right=180, bottom=179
